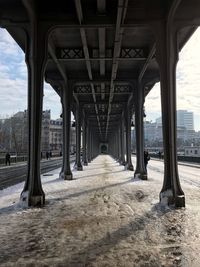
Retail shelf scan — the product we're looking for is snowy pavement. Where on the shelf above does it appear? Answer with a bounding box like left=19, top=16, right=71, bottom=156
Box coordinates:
left=1, top=155, right=200, bottom=266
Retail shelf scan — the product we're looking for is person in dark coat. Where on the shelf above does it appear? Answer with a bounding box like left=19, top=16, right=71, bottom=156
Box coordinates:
left=5, top=152, right=11, bottom=166
left=144, top=150, right=150, bottom=171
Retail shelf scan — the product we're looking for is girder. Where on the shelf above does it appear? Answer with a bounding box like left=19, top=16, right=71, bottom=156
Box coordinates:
left=55, top=47, right=148, bottom=61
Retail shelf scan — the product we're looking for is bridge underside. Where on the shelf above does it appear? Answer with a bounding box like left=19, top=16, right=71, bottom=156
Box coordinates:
left=1, top=0, right=200, bottom=207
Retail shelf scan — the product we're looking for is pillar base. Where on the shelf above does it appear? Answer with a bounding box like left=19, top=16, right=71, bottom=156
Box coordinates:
left=77, top=165, right=83, bottom=171
left=174, top=195, right=185, bottom=208
left=159, top=189, right=185, bottom=208
left=74, top=164, right=83, bottom=171
left=60, top=172, right=73, bottom=180
left=20, top=190, right=45, bottom=207
left=83, top=161, right=88, bottom=166
left=134, top=172, right=147, bottom=180
left=125, top=164, right=134, bottom=171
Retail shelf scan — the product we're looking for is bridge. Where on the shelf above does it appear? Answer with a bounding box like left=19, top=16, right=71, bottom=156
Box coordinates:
left=0, top=0, right=200, bottom=208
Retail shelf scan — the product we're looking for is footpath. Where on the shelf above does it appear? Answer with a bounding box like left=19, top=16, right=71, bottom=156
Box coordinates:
left=0, top=155, right=200, bottom=266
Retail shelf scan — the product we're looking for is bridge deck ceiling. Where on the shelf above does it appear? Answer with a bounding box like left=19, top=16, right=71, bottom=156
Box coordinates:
left=1, top=0, right=199, bottom=140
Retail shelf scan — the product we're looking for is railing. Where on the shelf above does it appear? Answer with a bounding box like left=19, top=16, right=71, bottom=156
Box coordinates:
left=0, top=154, right=63, bottom=166
left=0, top=155, right=27, bottom=165
left=0, top=156, right=75, bottom=190
left=149, top=153, right=200, bottom=164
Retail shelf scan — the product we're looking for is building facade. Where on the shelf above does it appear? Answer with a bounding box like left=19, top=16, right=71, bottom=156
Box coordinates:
left=184, top=146, right=200, bottom=157
left=177, top=110, right=194, bottom=131
left=49, top=119, right=63, bottom=153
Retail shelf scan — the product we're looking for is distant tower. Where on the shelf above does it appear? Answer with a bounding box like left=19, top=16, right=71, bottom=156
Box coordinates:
left=177, top=110, right=194, bottom=131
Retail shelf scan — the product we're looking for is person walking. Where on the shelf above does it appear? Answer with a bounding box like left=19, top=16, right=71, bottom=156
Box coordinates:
left=5, top=152, right=11, bottom=166
left=144, top=150, right=150, bottom=172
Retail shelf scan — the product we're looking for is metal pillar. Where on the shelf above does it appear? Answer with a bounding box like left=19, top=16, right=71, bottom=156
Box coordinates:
left=113, top=132, right=116, bottom=159
left=93, top=135, right=98, bottom=158
left=113, top=132, right=117, bottom=160
left=116, top=131, right=119, bottom=160
left=59, top=98, right=64, bottom=176
left=21, top=32, right=31, bottom=199
left=125, top=105, right=134, bottom=171
left=156, top=20, right=185, bottom=207
left=120, top=116, right=126, bottom=165
left=74, top=104, right=83, bottom=170
left=82, top=114, right=88, bottom=165
left=134, top=81, right=147, bottom=180
left=116, top=130, right=120, bottom=162
left=118, top=125, right=121, bottom=163
left=60, top=84, right=73, bottom=180
left=91, top=132, right=94, bottom=160
left=87, top=122, right=91, bottom=163
left=20, top=1, right=47, bottom=206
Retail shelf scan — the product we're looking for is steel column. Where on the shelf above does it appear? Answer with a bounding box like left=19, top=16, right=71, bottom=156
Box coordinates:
left=91, top=132, right=94, bottom=160
left=82, top=115, right=88, bottom=165
left=116, top=130, right=120, bottom=161
left=120, top=117, right=126, bottom=165
left=156, top=21, right=185, bottom=207
left=20, top=5, right=47, bottom=206
left=134, top=81, right=147, bottom=180
left=74, top=104, right=83, bottom=170
left=87, top=122, right=91, bottom=163
left=118, top=125, right=121, bottom=163
left=60, top=85, right=73, bottom=180
left=125, top=105, right=134, bottom=171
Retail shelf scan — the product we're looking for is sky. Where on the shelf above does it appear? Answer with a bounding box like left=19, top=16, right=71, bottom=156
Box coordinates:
left=145, top=27, right=200, bottom=131
left=0, top=28, right=61, bottom=120
left=0, top=27, right=200, bottom=130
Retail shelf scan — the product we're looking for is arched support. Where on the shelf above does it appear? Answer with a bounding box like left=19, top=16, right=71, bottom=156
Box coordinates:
left=74, top=103, right=83, bottom=170
left=125, top=104, right=134, bottom=171
left=59, top=84, right=73, bottom=180
left=20, top=2, right=48, bottom=206
left=155, top=19, right=185, bottom=207
left=134, top=81, right=147, bottom=180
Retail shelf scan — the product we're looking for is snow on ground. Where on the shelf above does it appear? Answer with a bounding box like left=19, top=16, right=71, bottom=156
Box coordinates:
left=0, top=155, right=200, bottom=266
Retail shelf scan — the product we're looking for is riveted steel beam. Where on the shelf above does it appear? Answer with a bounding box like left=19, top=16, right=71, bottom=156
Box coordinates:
left=106, top=0, right=129, bottom=139
left=74, top=0, right=102, bottom=136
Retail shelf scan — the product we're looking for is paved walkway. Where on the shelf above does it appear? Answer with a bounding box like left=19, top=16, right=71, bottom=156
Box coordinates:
left=0, top=155, right=200, bottom=266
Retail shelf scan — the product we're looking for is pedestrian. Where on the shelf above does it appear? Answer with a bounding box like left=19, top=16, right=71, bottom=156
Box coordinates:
left=158, top=151, right=161, bottom=159
left=5, top=152, right=11, bottom=166
left=46, top=151, right=49, bottom=160
left=144, top=150, right=150, bottom=171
